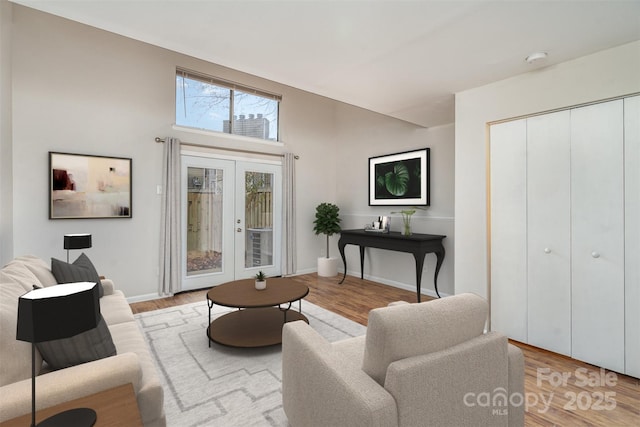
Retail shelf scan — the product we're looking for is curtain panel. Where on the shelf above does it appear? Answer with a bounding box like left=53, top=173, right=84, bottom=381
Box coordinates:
left=159, top=137, right=182, bottom=295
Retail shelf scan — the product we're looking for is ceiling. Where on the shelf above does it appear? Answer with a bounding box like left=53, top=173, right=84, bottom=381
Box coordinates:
left=10, top=0, right=640, bottom=127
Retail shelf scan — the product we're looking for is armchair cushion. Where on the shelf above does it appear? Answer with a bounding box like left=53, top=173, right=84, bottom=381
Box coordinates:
left=363, top=293, right=488, bottom=385
left=282, top=321, right=398, bottom=427
left=384, top=332, right=509, bottom=426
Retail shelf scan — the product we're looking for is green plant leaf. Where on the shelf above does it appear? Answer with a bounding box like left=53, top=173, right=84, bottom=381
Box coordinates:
left=313, top=202, right=341, bottom=236
left=384, top=163, right=410, bottom=196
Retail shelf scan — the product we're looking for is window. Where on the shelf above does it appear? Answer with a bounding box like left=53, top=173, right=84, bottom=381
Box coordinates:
left=176, top=68, right=280, bottom=142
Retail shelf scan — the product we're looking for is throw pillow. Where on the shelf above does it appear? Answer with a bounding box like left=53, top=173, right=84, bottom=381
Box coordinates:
left=51, top=253, right=104, bottom=297
left=36, top=316, right=117, bottom=370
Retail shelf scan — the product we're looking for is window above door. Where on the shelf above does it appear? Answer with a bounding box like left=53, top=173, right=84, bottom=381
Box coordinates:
left=175, top=68, right=281, bottom=142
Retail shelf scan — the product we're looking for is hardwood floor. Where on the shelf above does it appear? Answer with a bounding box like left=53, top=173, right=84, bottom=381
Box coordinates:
left=130, top=273, right=640, bottom=426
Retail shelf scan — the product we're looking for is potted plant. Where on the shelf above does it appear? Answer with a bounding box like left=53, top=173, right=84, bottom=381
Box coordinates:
left=255, top=271, right=267, bottom=290
left=313, top=202, right=341, bottom=277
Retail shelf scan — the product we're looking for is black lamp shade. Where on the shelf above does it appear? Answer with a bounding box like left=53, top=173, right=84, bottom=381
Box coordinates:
left=63, top=234, right=92, bottom=251
left=17, top=282, right=100, bottom=343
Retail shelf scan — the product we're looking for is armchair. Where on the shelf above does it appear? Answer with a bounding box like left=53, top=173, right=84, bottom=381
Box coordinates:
left=282, top=293, right=524, bottom=427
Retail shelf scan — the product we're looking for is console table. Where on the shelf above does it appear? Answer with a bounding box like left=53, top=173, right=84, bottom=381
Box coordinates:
left=338, top=229, right=446, bottom=301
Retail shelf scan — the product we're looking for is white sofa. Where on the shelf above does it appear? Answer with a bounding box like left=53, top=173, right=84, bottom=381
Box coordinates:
left=282, top=293, right=525, bottom=427
left=0, top=255, right=165, bottom=426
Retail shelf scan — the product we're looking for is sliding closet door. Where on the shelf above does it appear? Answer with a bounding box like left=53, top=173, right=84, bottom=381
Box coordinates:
left=625, top=95, right=640, bottom=378
left=571, top=100, right=625, bottom=373
left=526, top=111, right=571, bottom=356
left=490, top=119, right=527, bottom=342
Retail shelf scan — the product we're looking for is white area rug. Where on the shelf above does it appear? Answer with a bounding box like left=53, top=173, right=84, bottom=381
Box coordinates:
left=135, top=300, right=366, bottom=427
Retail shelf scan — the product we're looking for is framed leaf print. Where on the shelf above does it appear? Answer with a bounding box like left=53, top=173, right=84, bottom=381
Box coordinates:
left=369, top=148, right=430, bottom=206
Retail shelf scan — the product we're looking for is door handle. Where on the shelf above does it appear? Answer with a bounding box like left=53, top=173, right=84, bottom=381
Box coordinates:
left=237, top=228, right=242, bottom=233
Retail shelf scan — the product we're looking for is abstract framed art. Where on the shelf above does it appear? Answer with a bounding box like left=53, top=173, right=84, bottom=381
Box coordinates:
left=49, top=152, right=132, bottom=219
left=369, top=148, right=430, bottom=206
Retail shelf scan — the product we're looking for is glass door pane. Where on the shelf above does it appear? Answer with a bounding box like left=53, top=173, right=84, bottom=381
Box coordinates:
left=244, top=171, right=274, bottom=268
left=236, top=162, right=282, bottom=279
left=186, top=167, right=223, bottom=275
left=182, top=156, right=234, bottom=290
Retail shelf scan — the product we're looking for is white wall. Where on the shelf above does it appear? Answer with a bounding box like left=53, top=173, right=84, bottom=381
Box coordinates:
left=455, top=41, right=640, bottom=299
left=0, top=0, right=13, bottom=266
left=334, top=103, right=455, bottom=298
left=7, top=5, right=340, bottom=299
left=7, top=4, right=455, bottom=300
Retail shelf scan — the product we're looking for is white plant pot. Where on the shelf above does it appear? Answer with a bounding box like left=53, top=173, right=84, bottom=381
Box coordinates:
left=255, top=280, right=266, bottom=290
left=317, top=257, right=339, bottom=277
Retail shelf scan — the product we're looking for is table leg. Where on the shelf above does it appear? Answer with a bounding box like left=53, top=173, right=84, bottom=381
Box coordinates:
left=338, top=240, right=347, bottom=284
left=433, top=246, right=445, bottom=298
left=413, top=253, right=426, bottom=303
left=359, top=246, right=365, bottom=280
left=207, top=298, right=214, bottom=348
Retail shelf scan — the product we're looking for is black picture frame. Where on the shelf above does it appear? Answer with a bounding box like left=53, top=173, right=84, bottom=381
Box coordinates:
left=369, top=148, right=430, bottom=206
left=49, top=152, right=132, bottom=219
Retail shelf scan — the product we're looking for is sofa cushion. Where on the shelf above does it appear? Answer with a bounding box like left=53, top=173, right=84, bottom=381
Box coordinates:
left=0, top=262, right=41, bottom=292
left=109, top=322, right=165, bottom=424
left=51, top=253, right=104, bottom=297
left=100, top=291, right=135, bottom=326
left=362, top=293, right=488, bottom=385
left=0, top=281, right=43, bottom=386
left=14, top=255, right=58, bottom=287
left=36, top=316, right=117, bottom=370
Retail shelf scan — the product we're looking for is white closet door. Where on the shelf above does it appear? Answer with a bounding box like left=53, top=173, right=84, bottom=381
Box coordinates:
left=527, top=111, right=571, bottom=356
left=571, top=100, right=625, bottom=373
left=490, top=119, right=527, bottom=342
left=624, top=95, right=640, bottom=378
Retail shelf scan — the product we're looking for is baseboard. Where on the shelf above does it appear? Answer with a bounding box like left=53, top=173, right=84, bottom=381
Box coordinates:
left=344, top=269, right=449, bottom=300
left=127, top=292, right=164, bottom=304
left=127, top=270, right=449, bottom=304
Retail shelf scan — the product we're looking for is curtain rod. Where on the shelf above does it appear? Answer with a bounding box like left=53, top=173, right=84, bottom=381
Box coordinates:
left=154, top=137, right=298, bottom=159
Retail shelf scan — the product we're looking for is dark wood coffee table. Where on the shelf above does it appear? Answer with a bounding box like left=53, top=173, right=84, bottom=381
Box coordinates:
left=206, top=277, right=309, bottom=348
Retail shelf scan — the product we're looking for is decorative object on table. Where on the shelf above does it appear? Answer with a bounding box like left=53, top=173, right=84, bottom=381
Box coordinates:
left=49, top=152, right=132, bottom=219
left=391, top=206, right=427, bottom=236
left=369, top=148, right=430, bottom=206
left=16, top=282, right=101, bottom=427
left=391, top=208, right=417, bottom=236
left=313, top=202, right=342, bottom=277
left=365, top=216, right=390, bottom=233
left=255, top=271, right=267, bottom=290
left=63, top=233, right=92, bottom=262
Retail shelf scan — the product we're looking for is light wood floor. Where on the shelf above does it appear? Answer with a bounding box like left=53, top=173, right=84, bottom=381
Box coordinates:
left=130, top=273, right=640, bottom=426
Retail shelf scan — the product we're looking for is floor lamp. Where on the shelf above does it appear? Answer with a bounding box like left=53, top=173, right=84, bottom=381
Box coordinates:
left=16, top=282, right=100, bottom=427
left=63, top=234, right=92, bottom=263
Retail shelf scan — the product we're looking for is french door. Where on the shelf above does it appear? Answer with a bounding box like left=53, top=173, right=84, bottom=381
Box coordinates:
left=181, top=155, right=282, bottom=291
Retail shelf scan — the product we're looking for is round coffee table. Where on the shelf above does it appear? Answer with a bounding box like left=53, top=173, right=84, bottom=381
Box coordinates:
left=206, top=277, right=309, bottom=348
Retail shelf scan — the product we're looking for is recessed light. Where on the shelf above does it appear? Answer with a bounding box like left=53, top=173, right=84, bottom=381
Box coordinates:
left=525, top=52, right=548, bottom=64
